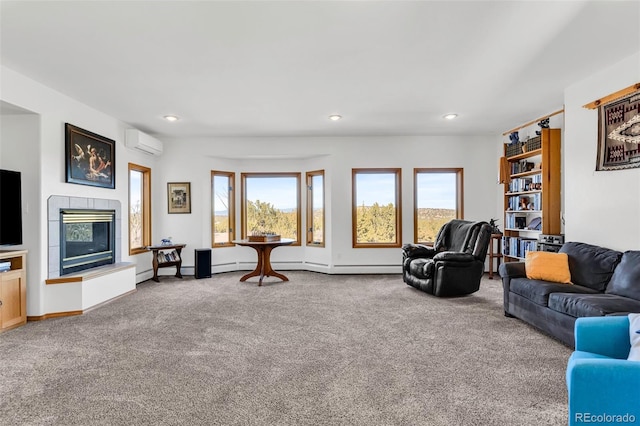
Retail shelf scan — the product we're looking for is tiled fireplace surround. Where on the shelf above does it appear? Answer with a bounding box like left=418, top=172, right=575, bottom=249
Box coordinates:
left=48, top=195, right=122, bottom=279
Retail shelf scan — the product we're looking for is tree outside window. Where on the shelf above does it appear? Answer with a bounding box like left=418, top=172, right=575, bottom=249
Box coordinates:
left=414, top=168, right=463, bottom=244
left=306, top=170, right=324, bottom=247
left=129, top=163, right=151, bottom=254
left=241, top=173, right=301, bottom=245
left=352, top=168, right=401, bottom=248
left=211, top=171, right=235, bottom=247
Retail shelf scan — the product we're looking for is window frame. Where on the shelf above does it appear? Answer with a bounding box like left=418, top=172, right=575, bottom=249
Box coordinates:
left=306, top=170, right=325, bottom=247
left=240, top=172, right=302, bottom=246
left=351, top=168, right=402, bottom=248
left=211, top=170, right=236, bottom=248
left=413, top=167, right=464, bottom=244
left=128, top=163, right=151, bottom=255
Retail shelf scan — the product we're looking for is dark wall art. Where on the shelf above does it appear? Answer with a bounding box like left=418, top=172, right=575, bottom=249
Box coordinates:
left=597, top=90, right=640, bottom=171
left=65, top=123, right=115, bottom=188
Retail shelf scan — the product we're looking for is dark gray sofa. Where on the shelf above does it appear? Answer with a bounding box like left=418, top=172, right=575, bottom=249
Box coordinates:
left=499, top=242, right=640, bottom=348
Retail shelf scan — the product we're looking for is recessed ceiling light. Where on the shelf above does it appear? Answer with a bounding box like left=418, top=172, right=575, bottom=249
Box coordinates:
left=328, top=114, right=342, bottom=121
left=443, top=113, right=458, bottom=120
left=164, top=115, right=180, bottom=122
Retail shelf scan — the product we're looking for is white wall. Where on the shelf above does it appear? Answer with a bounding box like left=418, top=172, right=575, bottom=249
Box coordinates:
left=1, top=66, right=159, bottom=316
left=157, top=134, right=498, bottom=274
left=0, top=113, right=42, bottom=314
left=564, top=52, right=640, bottom=250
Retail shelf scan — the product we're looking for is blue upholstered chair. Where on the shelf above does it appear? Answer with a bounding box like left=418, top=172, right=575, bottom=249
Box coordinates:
left=566, top=316, right=640, bottom=426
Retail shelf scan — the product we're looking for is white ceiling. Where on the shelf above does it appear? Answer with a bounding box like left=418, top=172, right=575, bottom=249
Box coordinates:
left=1, top=1, right=639, bottom=139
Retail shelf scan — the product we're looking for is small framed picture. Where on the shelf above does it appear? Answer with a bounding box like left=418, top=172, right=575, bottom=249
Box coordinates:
left=167, top=182, right=191, bottom=214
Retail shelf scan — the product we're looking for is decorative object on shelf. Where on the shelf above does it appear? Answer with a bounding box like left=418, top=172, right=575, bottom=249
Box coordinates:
left=535, top=118, right=550, bottom=135
left=248, top=232, right=281, bottom=242
left=594, top=86, right=640, bottom=171
left=537, top=233, right=563, bottom=252
left=65, top=123, right=115, bottom=189
left=509, top=131, right=520, bottom=145
left=167, top=182, right=191, bottom=214
left=161, top=237, right=173, bottom=245
left=505, top=143, right=523, bottom=158
left=527, top=217, right=542, bottom=231
left=489, top=218, right=501, bottom=235
left=524, top=136, right=542, bottom=152
left=248, top=220, right=282, bottom=241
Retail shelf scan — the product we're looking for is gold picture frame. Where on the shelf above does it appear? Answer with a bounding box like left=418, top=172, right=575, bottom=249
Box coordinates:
left=167, top=182, right=191, bottom=214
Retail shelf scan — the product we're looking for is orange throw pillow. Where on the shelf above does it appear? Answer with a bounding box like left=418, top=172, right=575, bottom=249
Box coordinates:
left=525, top=251, right=572, bottom=284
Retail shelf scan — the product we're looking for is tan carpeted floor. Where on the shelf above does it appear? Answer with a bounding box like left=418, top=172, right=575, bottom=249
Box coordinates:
left=0, top=272, right=571, bottom=425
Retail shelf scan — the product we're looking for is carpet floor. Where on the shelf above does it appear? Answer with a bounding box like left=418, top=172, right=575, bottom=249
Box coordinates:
left=0, top=272, right=571, bottom=425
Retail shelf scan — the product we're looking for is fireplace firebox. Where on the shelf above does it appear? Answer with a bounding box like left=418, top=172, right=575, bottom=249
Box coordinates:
left=60, top=209, right=115, bottom=275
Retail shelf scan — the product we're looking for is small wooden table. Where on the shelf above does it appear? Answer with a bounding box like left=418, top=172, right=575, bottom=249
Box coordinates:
left=233, top=239, right=294, bottom=286
left=147, top=244, right=186, bottom=282
left=488, top=234, right=502, bottom=279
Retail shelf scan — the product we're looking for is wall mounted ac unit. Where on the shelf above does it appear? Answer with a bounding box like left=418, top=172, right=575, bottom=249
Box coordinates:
left=125, top=129, right=164, bottom=156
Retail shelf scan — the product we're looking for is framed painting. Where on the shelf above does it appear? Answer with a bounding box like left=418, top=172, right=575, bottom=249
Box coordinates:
left=596, top=89, right=640, bottom=171
left=65, top=123, right=115, bottom=188
left=168, top=182, right=191, bottom=214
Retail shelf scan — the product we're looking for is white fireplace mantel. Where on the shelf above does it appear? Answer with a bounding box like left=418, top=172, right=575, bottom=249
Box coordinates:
left=42, top=195, right=134, bottom=318
left=47, top=195, right=122, bottom=279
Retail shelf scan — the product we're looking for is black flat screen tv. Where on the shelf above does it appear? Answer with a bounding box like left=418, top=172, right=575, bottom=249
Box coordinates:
left=0, top=169, right=23, bottom=246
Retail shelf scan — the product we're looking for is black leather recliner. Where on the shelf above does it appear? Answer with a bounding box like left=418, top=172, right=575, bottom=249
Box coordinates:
left=402, top=219, right=492, bottom=297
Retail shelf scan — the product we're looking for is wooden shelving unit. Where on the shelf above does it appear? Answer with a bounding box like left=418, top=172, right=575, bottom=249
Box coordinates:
left=502, top=128, right=561, bottom=261
left=0, top=250, right=27, bottom=332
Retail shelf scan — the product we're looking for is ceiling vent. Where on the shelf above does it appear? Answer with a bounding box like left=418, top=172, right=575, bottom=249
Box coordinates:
left=125, top=129, right=163, bottom=156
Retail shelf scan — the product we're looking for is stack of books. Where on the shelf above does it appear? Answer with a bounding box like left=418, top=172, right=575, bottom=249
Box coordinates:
left=157, top=250, right=180, bottom=264
left=0, top=261, right=11, bottom=272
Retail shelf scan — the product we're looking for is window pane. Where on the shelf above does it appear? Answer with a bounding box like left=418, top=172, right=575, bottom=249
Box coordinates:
left=129, top=163, right=151, bottom=255
left=310, top=173, right=324, bottom=245
left=355, top=172, right=398, bottom=244
left=129, top=170, right=143, bottom=249
left=245, top=175, right=299, bottom=241
left=416, top=172, right=458, bottom=243
left=212, top=174, right=230, bottom=244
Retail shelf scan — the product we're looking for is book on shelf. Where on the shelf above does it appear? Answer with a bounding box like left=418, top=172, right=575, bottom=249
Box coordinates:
left=157, top=249, right=180, bottom=263
left=501, top=236, right=538, bottom=259
left=507, top=193, right=542, bottom=211
left=508, top=175, right=542, bottom=193
left=511, top=161, right=533, bottom=174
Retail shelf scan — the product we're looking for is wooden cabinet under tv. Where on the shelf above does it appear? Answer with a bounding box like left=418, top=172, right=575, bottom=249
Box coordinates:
left=0, top=250, right=27, bottom=332
left=502, top=128, right=561, bottom=261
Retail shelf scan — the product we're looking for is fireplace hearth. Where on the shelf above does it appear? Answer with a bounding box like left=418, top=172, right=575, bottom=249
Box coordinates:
left=60, top=209, right=115, bottom=275
left=48, top=196, right=122, bottom=279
